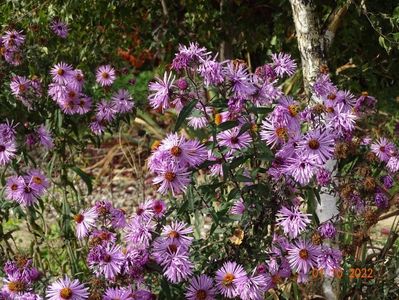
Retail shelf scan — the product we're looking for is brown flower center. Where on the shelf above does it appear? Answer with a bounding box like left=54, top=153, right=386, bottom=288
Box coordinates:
left=170, top=146, right=182, bottom=156
left=154, top=203, right=163, bottom=213
left=101, top=72, right=109, bottom=79
left=231, top=136, right=239, bottom=144
left=271, top=274, right=281, bottom=284
left=19, top=84, right=27, bottom=92
left=326, top=107, right=334, bottom=113
left=327, top=93, right=336, bottom=100
left=308, top=139, right=320, bottom=150
left=57, top=69, right=65, bottom=76
left=214, top=113, right=222, bottom=125
left=379, top=146, right=385, bottom=153
left=74, top=214, right=84, bottom=223
left=33, top=176, right=42, bottom=185
left=7, top=281, right=25, bottom=292
left=103, top=254, right=111, bottom=263
left=168, top=244, right=178, bottom=253
left=168, top=230, right=180, bottom=239
left=60, top=287, right=73, bottom=299
left=276, top=127, right=287, bottom=139
left=164, top=171, right=176, bottom=182
left=195, top=290, right=207, bottom=300
left=222, top=273, right=235, bottom=286
left=68, top=90, right=76, bottom=98
left=24, top=186, right=32, bottom=193
left=99, top=232, right=110, bottom=240
left=11, top=183, right=18, bottom=191
left=361, top=91, right=368, bottom=97
left=288, top=104, right=299, bottom=117
left=299, top=249, right=309, bottom=259
left=0, top=145, right=5, bottom=152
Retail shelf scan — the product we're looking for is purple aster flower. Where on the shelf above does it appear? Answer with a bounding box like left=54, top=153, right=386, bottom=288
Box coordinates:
left=67, top=69, right=85, bottom=92
left=135, top=201, right=155, bottom=221
left=276, top=206, right=311, bottom=239
left=223, top=61, right=256, bottom=99
left=10, top=75, right=31, bottom=100
left=89, top=119, right=106, bottom=136
left=2, top=30, right=25, bottom=49
left=298, top=129, right=335, bottom=164
left=161, top=221, right=193, bottom=248
left=111, top=89, right=134, bottom=114
left=74, top=207, right=98, bottom=239
left=89, top=244, right=125, bottom=279
left=17, top=180, right=40, bottom=207
left=151, top=199, right=167, bottom=218
left=185, top=274, right=217, bottom=300
left=0, top=138, right=17, bottom=165
left=381, top=175, right=394, bottom=189
left=152, top=163, right=191, bottom=196
left=18, top=292, right=41, bottom=300
left=46, top=276, right=89, bottom=300
left=230, top=198, right=245, bottom=215
left=313, top=74, right=336, bottom=98
left=260, top=118, right=289, bottom=149
left=50, top=62, right=75, bottom=84
left=326, top=103, right=356, bottom=136
left=75, top=95, right=92, bottom=115
left=287, top=239, right=321, bottom=274
left=50, top=20, right=69, bottom=38
left=95, top=100, right=117, bottom=122
left=215, top=261, right=247, bottom=299
left=355, top=91, right=377, bottom=113
left=198, top=55, right=224, bottom=86
left=36, top=124, right=54, bottom=149
left=284, top=154, right=318, bottom=185
left=187, top=107, right=211, bottom=129
left=125, top=217, right=155, bottom=248
left=250, top=78, right=282, bottom=107
left=217, top=126, right=252, bottom=154
left=5, top=175, right=25, bottom=202
left=24, top=169, right=49, bottom=195
left=158, top=133, right=207, bottom=168
left=96, top=65, right=116, bottom=86
left=387, top=156, right=399, bottom=173
left=110, top=208, right=127, bottom=229
left=171, top=42, right=209, bottom=70
left=317, top=246, right=342, bottom=277
left=370, top=137, right=395, bottom=162
left=271, top=53, right=297, bottom=77
left=152, top=238, right=186, bottom=265
left=318, top=222, right=337, bottom=239
left=0, top=120, right=17, bottom=141
left=3, top=273, right=29, bottom=296
left=237, top=273, right=268, bottom=300
left=316, top=168, right=331, bottom=186
left=148, top=72, right=175, bottom=112
left=89, top=229, right=116, bottom=246
left=160, top=247, right=193, bottom=283
left=103, top=287, right=131, bottom=300
left=375, top=192, right=388, bottom=209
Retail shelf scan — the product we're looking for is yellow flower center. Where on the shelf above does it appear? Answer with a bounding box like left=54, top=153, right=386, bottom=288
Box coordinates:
left=60, top=287, right=73, bottom=299
left=222, top=273, right=235, bottom=286
left=164, top=171, right=176, bottom=182
left=299, top=249, right=309, bottom=259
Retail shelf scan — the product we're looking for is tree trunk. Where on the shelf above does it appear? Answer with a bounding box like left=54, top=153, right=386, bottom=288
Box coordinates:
left=289, top=1, right=341, bottom=299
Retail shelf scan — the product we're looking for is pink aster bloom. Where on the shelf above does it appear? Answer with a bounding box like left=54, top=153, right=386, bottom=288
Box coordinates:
left=298, top=128, right=335, bottom=164
left=0, top=120, right=17, bottom=141
left=276, top=206, right=311, bottom=239
left=326, top=103, right=356, bottom=136
left=67, top=69, right=85, bottom=92
left=223, top=62, right=256, bottom=99
left=96, top=65, right=116, bottom=86
left=287, top=239, right=321, bottom=275
left=185, top=274, right=217, bottom=300
left=237, top=273, right=269, bottom=300
left=95, top=100, right=117, bottom=122
left=103, top=287, right=131, bottom=300
left=50, top=20, right=69, bottom=38
left=152, top=163, right=191, bottom=196
left=215, top=261, right=247, bottom=298
left=171, top=42, right=209, bottom=70
left=158, top=133, right=207, bottom=167
left=125, top=217, right=155, bottom=248
left=217, top=126, right=252, bottom=154
left=74, top=207, right=98, bottom=239
left=24, top=169, right=49, bottom=195
left=111, top=89, right=134, bottom=114
left=0, top=138, right=17, bottom=165
left=46, top=276, right=89, bottom=300
left=135, top=200, right=155, bottom=221
left=74, top=95, right=91, bottom=115
left=5, top=175, right=25, bottom=202
left=17, top=180, right=40, bottom=206
left=37, top=124, right=54, bottom=149
left=260, top=118, right=289, bottom=149
left=148, top=72, right=175, bottom=112
left=161, top=221, right=193, bottom=247
left=387, top=156, right=399, bottom=173
left=317, top=246, right=342, bottom=277
left=50, top=62, right=75, bottom=84
left=10, top=75, right=31, bottom=99
left=198, top=54, right=224, bottom=86
left=284, top=154, right=318, bottom=185
left=2, top=30, right=25, bottom=49
left=90, top=244, right=125, bottom=279
left=271, top=53, right=297, bottom=77
left=160, top=246, right=193, bottom=283
left=370, top=137, right=395, bottom=162
left=151, top=199, right=167, bottom=218
left=89, top=119, right=106, bottom=136
left=230, top=199, right=245, bottom=215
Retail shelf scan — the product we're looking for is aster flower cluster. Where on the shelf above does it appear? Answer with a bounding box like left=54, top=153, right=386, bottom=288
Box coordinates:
left=1, top=29, right=25, bottom=65
left=4, top=169, right=49, bottom=207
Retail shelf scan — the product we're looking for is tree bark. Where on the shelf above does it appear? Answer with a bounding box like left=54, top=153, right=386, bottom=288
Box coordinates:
left=289, top=0, right=326, bottom=99
left=289, top=1, right=345, bottom=299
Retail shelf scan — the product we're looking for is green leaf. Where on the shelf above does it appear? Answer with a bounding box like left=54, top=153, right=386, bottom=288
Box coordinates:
left=70, top=166, right=93, bottom=195
left=174, top=99, right=199, bottom=132
left=218, top=120, right=239, bottom=131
